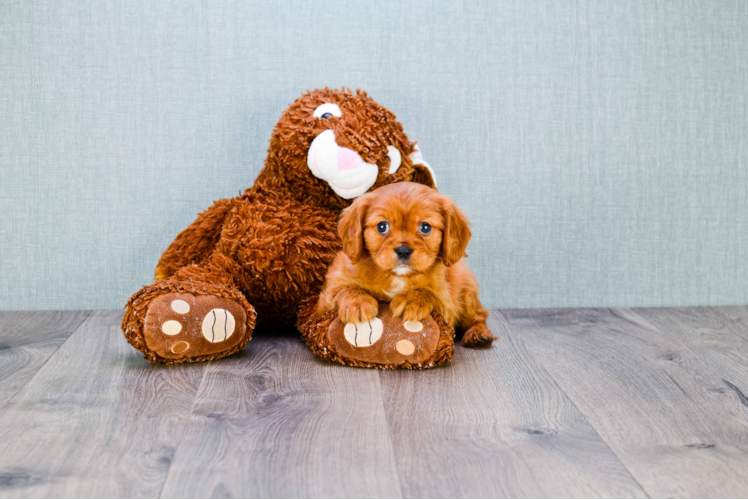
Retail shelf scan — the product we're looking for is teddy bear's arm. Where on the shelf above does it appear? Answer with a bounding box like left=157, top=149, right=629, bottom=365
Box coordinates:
left=154, top=197, right=237, bottom=281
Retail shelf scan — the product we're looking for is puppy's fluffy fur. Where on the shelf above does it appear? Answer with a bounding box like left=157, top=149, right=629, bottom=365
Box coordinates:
left=317, top=182, right=494, bottom=347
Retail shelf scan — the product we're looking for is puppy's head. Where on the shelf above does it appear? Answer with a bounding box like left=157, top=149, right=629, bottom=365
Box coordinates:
left=339, top=182, right=470, bottom=274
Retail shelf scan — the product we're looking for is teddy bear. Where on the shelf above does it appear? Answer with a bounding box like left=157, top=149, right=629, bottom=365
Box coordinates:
left=122, top=88, right=454, bottom=367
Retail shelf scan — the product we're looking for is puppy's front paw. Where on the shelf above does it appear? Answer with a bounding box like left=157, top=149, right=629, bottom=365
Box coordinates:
left=462, top=323, right=495, bottom=347
left=391, top=293, right=434, bottom=322
left=338, top=294, right=379, bottom=324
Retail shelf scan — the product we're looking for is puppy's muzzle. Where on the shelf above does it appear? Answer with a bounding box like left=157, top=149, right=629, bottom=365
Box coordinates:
left=395, top=245, right=413, bottom=261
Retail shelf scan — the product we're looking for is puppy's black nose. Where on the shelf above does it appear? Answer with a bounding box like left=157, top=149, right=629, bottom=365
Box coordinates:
left=395, top=245, right=413, bottom=261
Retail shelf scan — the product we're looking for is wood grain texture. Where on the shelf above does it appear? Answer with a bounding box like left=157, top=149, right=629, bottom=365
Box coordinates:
left=0, top=311, right=206, bottom=498
left=0, top=311, right=90, bottom=410
left=379, top=312, right=647, bottom=498
left=503, top=307, right=748, bottom=498
left=634, top=307, right=748, bottom=411
left=714, top=305, right=748, bottom=325
left=2, top=307, right=748, bottom=498
left=159, top=333, right=402, bottom=499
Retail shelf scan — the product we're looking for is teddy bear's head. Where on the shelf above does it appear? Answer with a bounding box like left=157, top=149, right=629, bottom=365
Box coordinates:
left=263, top=88, right=436, bottom=208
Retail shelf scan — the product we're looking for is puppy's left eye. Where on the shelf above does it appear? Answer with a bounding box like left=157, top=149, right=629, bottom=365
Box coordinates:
left=419, top=222, right=432, bottom=235
left=377, top=221, right=390, bottom=234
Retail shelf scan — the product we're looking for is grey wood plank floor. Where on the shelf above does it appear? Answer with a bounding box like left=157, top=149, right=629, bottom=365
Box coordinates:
left=0, top=312, right=206, bottom=497
left=160, top=334, right=402, bottom=498
left=0, top=307, right=746, bottom=498
left=502, top=307, right=748, bottom=498
left=379, top=314, right=646, bottom=498
left=0, top=311, right=90, bottom=410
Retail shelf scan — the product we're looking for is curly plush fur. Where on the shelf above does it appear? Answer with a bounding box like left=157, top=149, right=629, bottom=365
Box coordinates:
left=122, top=88, right=437, bottom=364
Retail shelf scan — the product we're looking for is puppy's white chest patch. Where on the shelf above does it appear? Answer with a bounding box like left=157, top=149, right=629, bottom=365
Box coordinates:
left=386, top=277, right=407, bottom=298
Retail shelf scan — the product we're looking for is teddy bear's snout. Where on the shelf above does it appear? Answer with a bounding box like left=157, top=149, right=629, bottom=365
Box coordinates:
left=306, top=129, right=380, bottom=199
left=337, top=147, right=362, bottom=171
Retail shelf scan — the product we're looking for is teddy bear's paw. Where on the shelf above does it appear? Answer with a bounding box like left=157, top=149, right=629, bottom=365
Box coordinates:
left=142, top=293, right=250, bottom=360
left=324, top=303, right=452, bottom=368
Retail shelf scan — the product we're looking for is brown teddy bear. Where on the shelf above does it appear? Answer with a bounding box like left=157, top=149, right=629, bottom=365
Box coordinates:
left=122, top=88, right=453, bottom=366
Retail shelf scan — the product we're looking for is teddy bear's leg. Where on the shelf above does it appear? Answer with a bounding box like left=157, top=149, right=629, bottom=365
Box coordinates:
left=153, top=197, right=237, bottom=281
left=123, top=258, right=256, bottom=364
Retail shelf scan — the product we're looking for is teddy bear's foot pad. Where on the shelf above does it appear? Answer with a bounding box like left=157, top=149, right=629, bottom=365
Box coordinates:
left=326, top=304, right=453, bottom=368
left=297, top=299, right=454, bottom=369
left=143, top=293, right=248, bottom=360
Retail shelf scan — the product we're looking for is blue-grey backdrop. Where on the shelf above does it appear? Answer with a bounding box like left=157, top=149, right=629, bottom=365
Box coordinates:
left=1, top=0, right=746, bottom=311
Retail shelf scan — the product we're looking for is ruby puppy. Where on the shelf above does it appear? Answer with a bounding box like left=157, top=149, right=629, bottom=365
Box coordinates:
left=317, top=182, right=495, bottom=347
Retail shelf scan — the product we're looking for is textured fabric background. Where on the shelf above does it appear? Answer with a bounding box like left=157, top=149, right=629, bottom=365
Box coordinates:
left=1, top=0, right=746, bottom=310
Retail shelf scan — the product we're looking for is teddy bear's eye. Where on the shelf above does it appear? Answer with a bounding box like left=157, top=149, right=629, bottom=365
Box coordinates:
left=313, top=103, right=342, bottom=119
left=419, top=222, right=432, bottom=235
left=376, top=221, right=390, bottom=234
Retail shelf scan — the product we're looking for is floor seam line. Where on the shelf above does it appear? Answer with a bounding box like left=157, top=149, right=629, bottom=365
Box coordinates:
left=157, top=359, right=211, bottom=499
left=377, top=370, right=407, bottom=500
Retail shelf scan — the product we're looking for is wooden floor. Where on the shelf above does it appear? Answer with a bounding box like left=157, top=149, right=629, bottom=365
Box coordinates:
left=1, top=308, right=748, bottom=498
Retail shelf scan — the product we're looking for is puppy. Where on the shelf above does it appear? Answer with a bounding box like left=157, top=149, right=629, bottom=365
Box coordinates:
left=317, top=182, right=495, bottom=347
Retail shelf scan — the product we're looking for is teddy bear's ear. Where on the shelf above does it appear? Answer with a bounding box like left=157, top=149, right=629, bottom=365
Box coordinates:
left=338, top=195, right=370, bottom=264
left=412, top=163, right=437, bottom=190
left=408, top=145, right=437, bottom=190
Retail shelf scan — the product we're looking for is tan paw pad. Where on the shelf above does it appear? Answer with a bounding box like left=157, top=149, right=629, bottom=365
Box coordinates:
left=403, top=320, right=423, bottom=332
left=201, top=308, right=236, bottom=343
left=396, top=339, right=415, bottom=355
left=343, top=317, right=384, bottom=347
left=171, top=341, right=190, bottom=354
left=162, top=320, right=182, bottom=335
left=171, top=299, right=190, bottom=314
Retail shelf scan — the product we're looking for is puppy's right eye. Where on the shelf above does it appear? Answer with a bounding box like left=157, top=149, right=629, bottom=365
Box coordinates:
left=376, top=221, right=390, bottom=234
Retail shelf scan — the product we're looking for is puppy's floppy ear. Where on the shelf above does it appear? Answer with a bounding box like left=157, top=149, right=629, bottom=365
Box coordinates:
left=440, top=195, right=471, bottom=267
left=338, top=195, right=369, bottom=264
